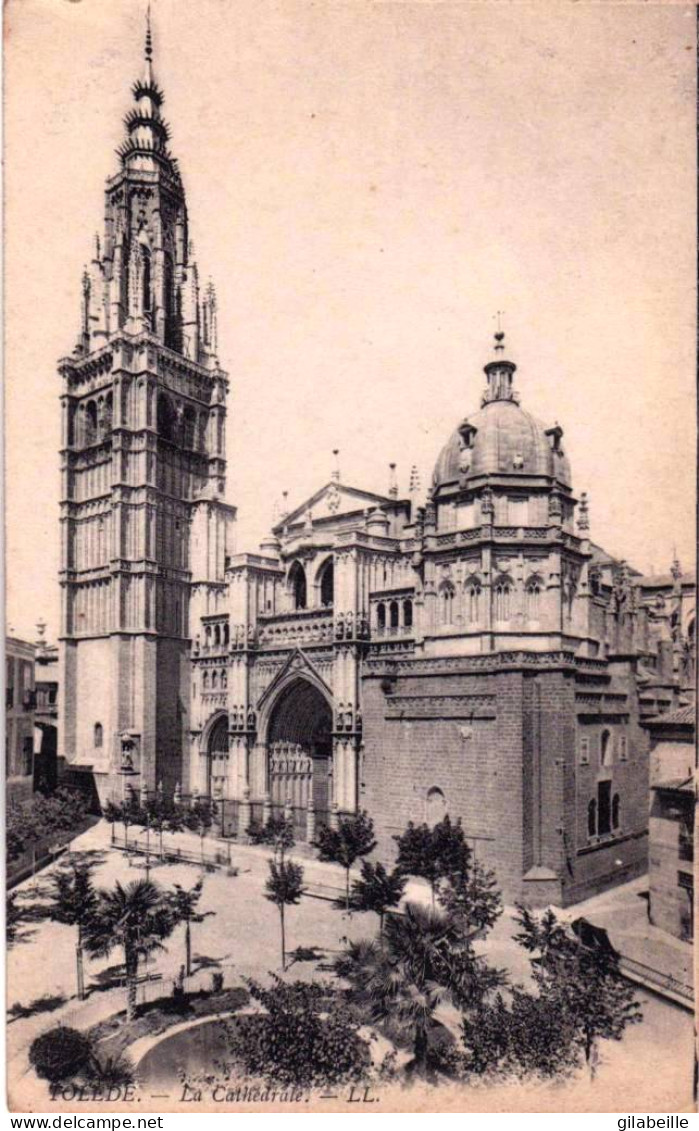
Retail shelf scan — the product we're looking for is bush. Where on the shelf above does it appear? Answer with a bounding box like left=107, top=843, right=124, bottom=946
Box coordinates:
left=7, top=789, right=88, bottom=863
left=29, top=1026, right=93, bottom=1083
left=225, top=977, right=368, bottom=1088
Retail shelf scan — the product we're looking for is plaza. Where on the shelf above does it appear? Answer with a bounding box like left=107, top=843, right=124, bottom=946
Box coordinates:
left=7, top=820, right=694, bottom=1112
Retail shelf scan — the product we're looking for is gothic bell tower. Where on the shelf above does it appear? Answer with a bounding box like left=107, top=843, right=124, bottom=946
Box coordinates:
left=58, top=15, right=236, bottom=802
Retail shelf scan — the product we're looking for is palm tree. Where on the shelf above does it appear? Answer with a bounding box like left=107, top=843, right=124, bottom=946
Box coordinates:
left=48, top=862, right=98, bottom=1000
left=82, top=879, right=176, bottom=1021
left=169, top=879, right=214, bottom=977
left=336, top=901, right=504, bottom=1077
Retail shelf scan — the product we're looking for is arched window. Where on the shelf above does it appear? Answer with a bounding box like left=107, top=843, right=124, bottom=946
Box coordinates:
left=319, top=560, right=334, bottom=607
left=612, top=793, right=620, bottom=830
left=389, top=601, right=400, bottom=629
left=403, top=599, right=413, bottom=629
left=157, top=394, right=176, bottom=442
left=214, top=624, right=221, bottom=647
left=525, top=579, right=541, bottom=619
left=224, top=623, right=230, bottom=645
left=221, top=669, right=227, bottom=689
left=288, top=562, right=307, bottom=610
left=440, top=582, right=455, bottom=626
left=85, top=401, right=98, bottom=445
left=211, top=671, right=218, bottom=690
left=376, top=603, right=386, bottom=632
left=494, top=579, right=512, bottom=621
left=183, top=406, right=196, bottom=449
left=467, top=581, right=482, bottom=623
left=426, top=787, right=447, bottom=827
left=142, top=247, right=152, bottom=326
left=94, top=722, right=103, bottom=749
left=587, top=798, right=597, bottom=838
left=202, top=671, right=209, bottom=691
left=600, top=729, right=612, bottom=767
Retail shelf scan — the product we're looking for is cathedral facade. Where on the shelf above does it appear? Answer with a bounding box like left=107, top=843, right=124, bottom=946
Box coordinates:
left=59, top=24, right=695, bottom=905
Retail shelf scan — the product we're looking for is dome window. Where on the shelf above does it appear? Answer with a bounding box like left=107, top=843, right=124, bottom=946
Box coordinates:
left=458, top=422, right=478, bottom=450
left=513, top=452, right=524, bottom=469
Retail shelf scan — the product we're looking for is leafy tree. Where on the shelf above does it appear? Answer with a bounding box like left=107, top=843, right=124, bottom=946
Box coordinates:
left=7, top=893, right=23, bottom=947
left=223, top=976, right=367, bottom=1088
left=115, top=796, right=139, bottom=849
left=182, top=797, right=216, bottom=833
left=349, top=860, right=406, bottom=938
left=146, top=792, right=172, bottom=858
left=336, top=901, right=505, bottom=1078
left=437, top=855, right=502, bottom=933
left=83, top=879, right=176, bottom=1021
left=165, top=805, right=186, bottom=841
left=102, top=801, right=121, bottom=844
left=48, top=862, right=98, bottom=1000
left=514, top=905, right=642, bottom=1077
left=7, top=788, right=88, bottom=863
left=247, top=814, right=295, bottom=861
left=461, top=988, right=579, bottom=1080
left=264, top=858, right=304, bottom=970
left=169, top=878, right=214, bottom=976
left=394, top=815, right=471, bottom=907
left=315, top=811, right=377, bottom=910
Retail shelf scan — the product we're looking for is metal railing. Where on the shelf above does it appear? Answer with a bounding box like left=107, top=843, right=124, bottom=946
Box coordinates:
left=618, top=954, right=693, bottom=1007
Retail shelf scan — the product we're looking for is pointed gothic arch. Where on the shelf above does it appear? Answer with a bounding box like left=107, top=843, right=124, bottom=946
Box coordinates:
left=264, top=675, right=334, bottom=835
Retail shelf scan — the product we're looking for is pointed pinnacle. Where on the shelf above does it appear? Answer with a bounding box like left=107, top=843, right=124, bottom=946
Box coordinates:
left=145, top=4, right=153, bottom=61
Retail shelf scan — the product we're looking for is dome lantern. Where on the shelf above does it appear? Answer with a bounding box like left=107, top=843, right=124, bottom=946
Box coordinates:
left=482, top=330, right=518, bottom=406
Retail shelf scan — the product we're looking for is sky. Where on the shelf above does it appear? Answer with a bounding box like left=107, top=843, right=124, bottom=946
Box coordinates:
left=4, top=0, right=696, bottom=644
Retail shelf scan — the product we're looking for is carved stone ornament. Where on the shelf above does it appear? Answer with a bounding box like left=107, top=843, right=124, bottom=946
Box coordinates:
left=326, top=482, right=341, bottom=513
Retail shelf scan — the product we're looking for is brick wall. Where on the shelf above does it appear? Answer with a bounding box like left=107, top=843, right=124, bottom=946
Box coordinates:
left=360, top=655, right=651, bottom=907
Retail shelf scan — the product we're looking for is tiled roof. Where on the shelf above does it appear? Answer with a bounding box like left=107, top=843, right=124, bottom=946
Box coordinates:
left=636, top=571, right=697, bottom=589
left=652, top=776, right=694, bottom=793
left=646, top=704, right=696, bottom=727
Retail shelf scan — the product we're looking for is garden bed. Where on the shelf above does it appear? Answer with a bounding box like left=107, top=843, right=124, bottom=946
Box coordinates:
left=86, top=986, right=250, bottom=1063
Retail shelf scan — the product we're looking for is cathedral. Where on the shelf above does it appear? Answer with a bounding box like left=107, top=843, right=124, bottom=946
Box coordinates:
left=58, top=21, right=695, bottom=905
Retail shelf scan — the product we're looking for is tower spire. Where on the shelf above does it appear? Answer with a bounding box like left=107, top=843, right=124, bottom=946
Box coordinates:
left=144, top=4, right=154, bottom=83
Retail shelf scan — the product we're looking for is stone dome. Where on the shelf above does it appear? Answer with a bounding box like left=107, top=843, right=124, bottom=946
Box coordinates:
left=433, top=398, right=572, bottom=492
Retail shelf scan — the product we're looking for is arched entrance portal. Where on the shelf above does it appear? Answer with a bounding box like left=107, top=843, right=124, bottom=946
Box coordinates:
left=206, top=714, right=229, bottom=797
left=267, top=678, right=333, bottom=838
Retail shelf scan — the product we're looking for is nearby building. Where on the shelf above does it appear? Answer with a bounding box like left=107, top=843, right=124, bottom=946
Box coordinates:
left=6, top=636, right=37, bottom=803
left=645, top=705, right=695, bottom=942
left=60, top=20, right=696, bottom=904
left=34, top=621, right=60, bottom=793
